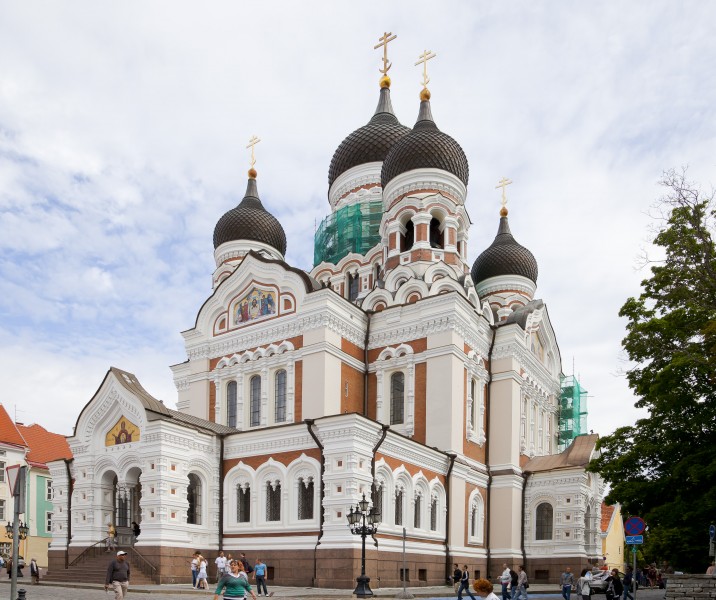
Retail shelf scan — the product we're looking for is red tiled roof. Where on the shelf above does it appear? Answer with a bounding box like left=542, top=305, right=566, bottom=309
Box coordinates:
left=601, top=503, right=615, bottom=533
left=16, top=423, right=72, bottom=467
left=0, top=404, right=27, bottom=448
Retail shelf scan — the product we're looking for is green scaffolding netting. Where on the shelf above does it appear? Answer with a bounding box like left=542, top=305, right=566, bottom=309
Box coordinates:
left=558, top=374, right=589, bottom=451
left=313, top=201, right=383, bottom=266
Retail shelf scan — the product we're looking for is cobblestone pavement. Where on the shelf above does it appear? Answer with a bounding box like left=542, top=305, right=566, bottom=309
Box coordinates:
left=0, top=581, right=670, bottom=600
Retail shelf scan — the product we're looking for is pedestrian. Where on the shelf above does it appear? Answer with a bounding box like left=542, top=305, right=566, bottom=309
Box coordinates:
left=240, top=553, right=254, bottom=576
left=131, top=521, right=141, bottom=539
left=561, top=566, right=574, bottom=600
left=215, top=551, right=227, bottom=583
left=214, top=559, right=256, bottom=600
left=457, top=564, right=477, bottom=600
left=474, top=577, right=500, bottom=600
left=454, top=563, right=463, bottom=593
left=514, top=565, right=529, bottom=600
left=105, top=550, right=130, bottom=600
left=6, top=557, right=12, bottom=579
left=606, top=568, right=623, bottom=600
left=196, top=554, right=209, bottom=589
left=623, top=566, right=635, bottom=600
left=190, top=551, right=200, bottom=588
left=509, top=568, right=519, bottom=599
left=576, top=568, right=591, bottom=600
left=499, top=563, right=511, bottom=600
left=254, top=558, right=268, bottom=596
left=30, top=558, right=40, bottom=584
left=106, top=522, right=117, bottom=552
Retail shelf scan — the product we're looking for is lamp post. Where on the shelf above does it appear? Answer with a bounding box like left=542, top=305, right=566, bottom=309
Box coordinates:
left=347, top=493, right=380, bottom=598
left=6, top=520, right=29, bottom=600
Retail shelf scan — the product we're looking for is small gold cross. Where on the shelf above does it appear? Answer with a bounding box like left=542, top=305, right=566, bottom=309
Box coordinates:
left=246, top=135, right=261, bottom=169
left=374, top=32, right=397, bottom=75
left=495, top=177, right=513, bottom=207
left=415, top=49, right=437, bottom=89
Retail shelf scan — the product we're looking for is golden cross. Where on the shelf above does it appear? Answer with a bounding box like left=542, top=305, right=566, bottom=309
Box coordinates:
left=374, top=32, right=397, bottom=75
left=495, top=177, right=513, bottom=207
left=246, top=135, right=261, bottom=169
left=415, top=49, right=436, bottom=89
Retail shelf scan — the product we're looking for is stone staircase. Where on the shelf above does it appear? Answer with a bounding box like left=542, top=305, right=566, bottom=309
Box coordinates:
left=44, top=545, right=156, bottom=585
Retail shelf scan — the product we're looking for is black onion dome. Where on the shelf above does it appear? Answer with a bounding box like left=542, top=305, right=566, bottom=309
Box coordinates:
left=213, top=178, right=287, bottom=255
left=471, top=216, right=538, bottom=285
left=328, top=87, right=410, bottom=187
left=381, top=100, right=469, bottom=188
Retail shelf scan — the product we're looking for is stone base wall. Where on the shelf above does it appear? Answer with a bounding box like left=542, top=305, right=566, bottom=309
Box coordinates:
left=666, top=574, right=716, bottom=600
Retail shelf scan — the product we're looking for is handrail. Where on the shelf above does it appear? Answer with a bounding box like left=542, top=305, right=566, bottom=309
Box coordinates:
left=69, top=537, right=158, bottom=584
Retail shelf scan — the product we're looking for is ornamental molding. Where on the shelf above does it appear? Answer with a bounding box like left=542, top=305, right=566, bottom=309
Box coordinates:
left=476, top=274, right=536, bottom=298
left=382, top=169, right=467, bottom=210
left=224, top=432, right=315, bottom=458
left=492, top=340, right=560, bottom=396
left=142, top=432, right=216, bottom=454
left=378, top=436, right=448, bottom=475
left=329, top=162, right=382, bottom=210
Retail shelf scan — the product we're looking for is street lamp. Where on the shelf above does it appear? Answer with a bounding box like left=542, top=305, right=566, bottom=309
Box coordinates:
left=5, top=521, right=28, bottom=540
left=347, top=492, right=381, bottom=598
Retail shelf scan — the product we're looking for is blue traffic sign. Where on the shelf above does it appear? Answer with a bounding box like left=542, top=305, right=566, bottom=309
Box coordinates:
left=625, top=517, right=646, bottom=536
left=710, top=525, right=715, bottom=541
left=626, top=535, right=644, bottom=544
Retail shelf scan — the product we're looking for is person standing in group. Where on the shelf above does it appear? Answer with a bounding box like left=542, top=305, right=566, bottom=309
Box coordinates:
left=514, top=565, right=529, bottom=600
left=254, top=558, right=268, bottom=596
left=499, top=564, right=511, bottom=600
left=561, top=566, right=574, bottom=600
left=453, top=563, right=464, bottom=593
left=190, top=551, right=199, bottom=588
left=240, top=553, right=253, bottom=576
left=215, top=551, right=227, bottom=583
left=214, top=559, right=257, bottom=600
left=473, top=578, right=500, bottom=600
left=105, top=550, right=130, bottom=600
left=623, top=566, right=635, bottom=600
left=509, top=568, right=519, bottom=599
left=606, top=568, right=623, bottom=600
left=131, top=521, right=140, bottom=540
left=196, top=554, right=209, bottom=590
left=457, top=564, right=477, bottom=600
left=576, top=568, right=591, bottom=600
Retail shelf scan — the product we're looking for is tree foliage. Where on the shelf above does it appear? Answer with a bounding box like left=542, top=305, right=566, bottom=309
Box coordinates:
left=588, top=169, right=716, bottom=571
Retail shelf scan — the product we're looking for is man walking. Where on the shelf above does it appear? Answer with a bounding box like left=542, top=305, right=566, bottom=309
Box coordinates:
left=561, top=566, right=575, bottom=600
left=457, top=564, right=477, bottom=600
left=500, top=563, right=512, bottom=600
left=453, top=563, right=463, bottom=593
left=254, top=558, right=268, bottom=596
left=105, top=550, right=130, bottom=600
left=215, top=551, right=227, bottom=583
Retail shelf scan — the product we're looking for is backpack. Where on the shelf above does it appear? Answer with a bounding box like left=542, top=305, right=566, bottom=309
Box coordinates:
left=510, top=570, right=518, bottom=587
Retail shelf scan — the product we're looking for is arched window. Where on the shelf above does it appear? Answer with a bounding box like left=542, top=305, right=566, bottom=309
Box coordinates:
left=371, top=482, right=383, bottom=519
left=266, top=482, right=281, bottom=521
left=413, top=494, right=422, bottom=529
left=250, top=375, right=261, bottom=427
left=390, top=372, right=404, bottom=425
left=275, top=370, right=287, bottom=423
left=227, top=381, right=237, bottom=428
left=536, top=502, right=553, bottom=540
left=429, top=217, right=443, bottom=249
left=395, top=489, right=404, bottom=526
left=297, top=477, right=314, bottom=520
left=348, top=272, right=359, bottom=301
left=470, top=379, right=477, bottom=431
left=584, top=505, right=591, bottom=547
left=187, top=473, right=202, bottom=525
left=471, top=505, right=477, bottom=537
left=403, top=220, right=414, bottom=251
left=430, top=495, right=438, bottom=531
left=237, top=484, right=250, bottom=523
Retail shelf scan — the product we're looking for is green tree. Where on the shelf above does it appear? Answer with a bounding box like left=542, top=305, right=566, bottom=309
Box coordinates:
left=589, top=169, right=716, bottom=571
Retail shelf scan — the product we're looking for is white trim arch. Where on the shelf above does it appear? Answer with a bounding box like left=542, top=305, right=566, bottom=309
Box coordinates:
left=224, top=462, right=256, bottom=528
left=466, top=350, right=488, bottom=446
left=286, top=454, right=321, bottom=525
left=468, top=488, right=485, bottom=545
left=394, top=279, right=429, bottom=304
left=412, top=473, right=430, bottom=530
left=428, top=478, right=446, bottom=534
left=374, top=344, right=416, bottom=437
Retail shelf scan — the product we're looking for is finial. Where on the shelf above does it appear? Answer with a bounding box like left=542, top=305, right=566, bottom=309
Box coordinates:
left=246, top=135, right=261, bottom=179
left=415, top=49, right=436, bottom=99
left=374, top=31, right=397, bottom=88
left=496, top=177, right=513, bottom=216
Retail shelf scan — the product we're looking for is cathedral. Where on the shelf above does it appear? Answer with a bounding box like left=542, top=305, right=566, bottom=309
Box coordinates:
left=47, top=39, right=604, bottom=588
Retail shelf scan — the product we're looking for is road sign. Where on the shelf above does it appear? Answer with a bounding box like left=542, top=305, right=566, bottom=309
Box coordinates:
left=632, top=546, right=638, bottom=554
left=626, top=535, right=644, bottom=544
left=625, top=516, right=646, bottom=536
left=6, top=465, right=21, bottom=496
left=710, top=524, right=715, bottom=541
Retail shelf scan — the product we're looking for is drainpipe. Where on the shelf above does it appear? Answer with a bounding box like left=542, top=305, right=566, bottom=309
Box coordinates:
left=218, top=435, right=225, bottom=552
left=521, top=472, right=531, bottom=570
left=443, top=452, right=457, bottom=583
left=485, top=324, right=497, bottom=578
left=370, top=423, right=390, bottom=559
left=363, top=311, right=372, bottom=416
left=305, top=419, right=325, bottom=587
left=65, top=458, right=74, bottom=569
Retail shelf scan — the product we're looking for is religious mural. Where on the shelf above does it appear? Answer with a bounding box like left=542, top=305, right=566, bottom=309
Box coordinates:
left=105, top=416, right=140, bottom=446
left=233, top=286, right=277, bottom=326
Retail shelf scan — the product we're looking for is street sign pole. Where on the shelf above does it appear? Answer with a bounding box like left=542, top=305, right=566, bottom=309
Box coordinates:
left=632, top=545, right=637, bottom=600
left=10, top=466, right=26, bottom=600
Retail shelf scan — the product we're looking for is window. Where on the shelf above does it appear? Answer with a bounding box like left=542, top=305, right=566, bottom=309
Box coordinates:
left=0, top=499, right=5, bottom=521
left=297, top=477, right=314, bottom=520
left=0, top=462, right=4, bottom=483
left=413, top=494, right=421, bottom=529
left=395, top=489, right=403, bottom=526
left=46, top=512, right=53, bottom=533
left=266, top=482, right=281, bottom=521
left=275, top=370, right=287, bottom=423
left=250, top=375, right=261, bottom=427
left=471, top=506, right=477, bottom=536
left=237, top=485, right=250, bottom=523
left=403, top=221, right=414, bottom=251
left=46, top=479, right=53, bottom=501
left=536, top=502, right=553, bottom=540
left=470, top=379, right=477, bottom=431
left=227, top=381, right=237, bottom=428
left=187, top=473, right=202, bottom=525
left=348, top=273, right=359, bottom=301
left=390, top=372, right=404, bottom=425
left=429, top=217, right=443, bottom=248
left=430, top=496, right=438, bottom=531
left=371, top=483, right=383, bottom=519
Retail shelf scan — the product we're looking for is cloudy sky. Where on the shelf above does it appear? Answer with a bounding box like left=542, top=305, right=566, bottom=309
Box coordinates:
left=1, top=2, right=714, bottom=438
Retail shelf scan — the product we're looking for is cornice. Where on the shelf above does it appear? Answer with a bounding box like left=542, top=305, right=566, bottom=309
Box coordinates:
left=328, top=162, right=382, bottom=210
left=382, top=169, right=467, bottom=210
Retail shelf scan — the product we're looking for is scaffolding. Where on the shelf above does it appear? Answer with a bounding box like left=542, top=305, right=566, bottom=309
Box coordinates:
left=313, top=201, right=383, bottom=267
left=558, top=374, right=589, bottom=451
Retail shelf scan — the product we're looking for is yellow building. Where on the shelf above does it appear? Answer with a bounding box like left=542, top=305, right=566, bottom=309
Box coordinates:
left=600, top=503, right=625, bottom=570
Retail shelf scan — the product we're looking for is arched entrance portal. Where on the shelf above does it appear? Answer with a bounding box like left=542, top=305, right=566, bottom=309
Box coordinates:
left=100, top=468, right=142, bottom=544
